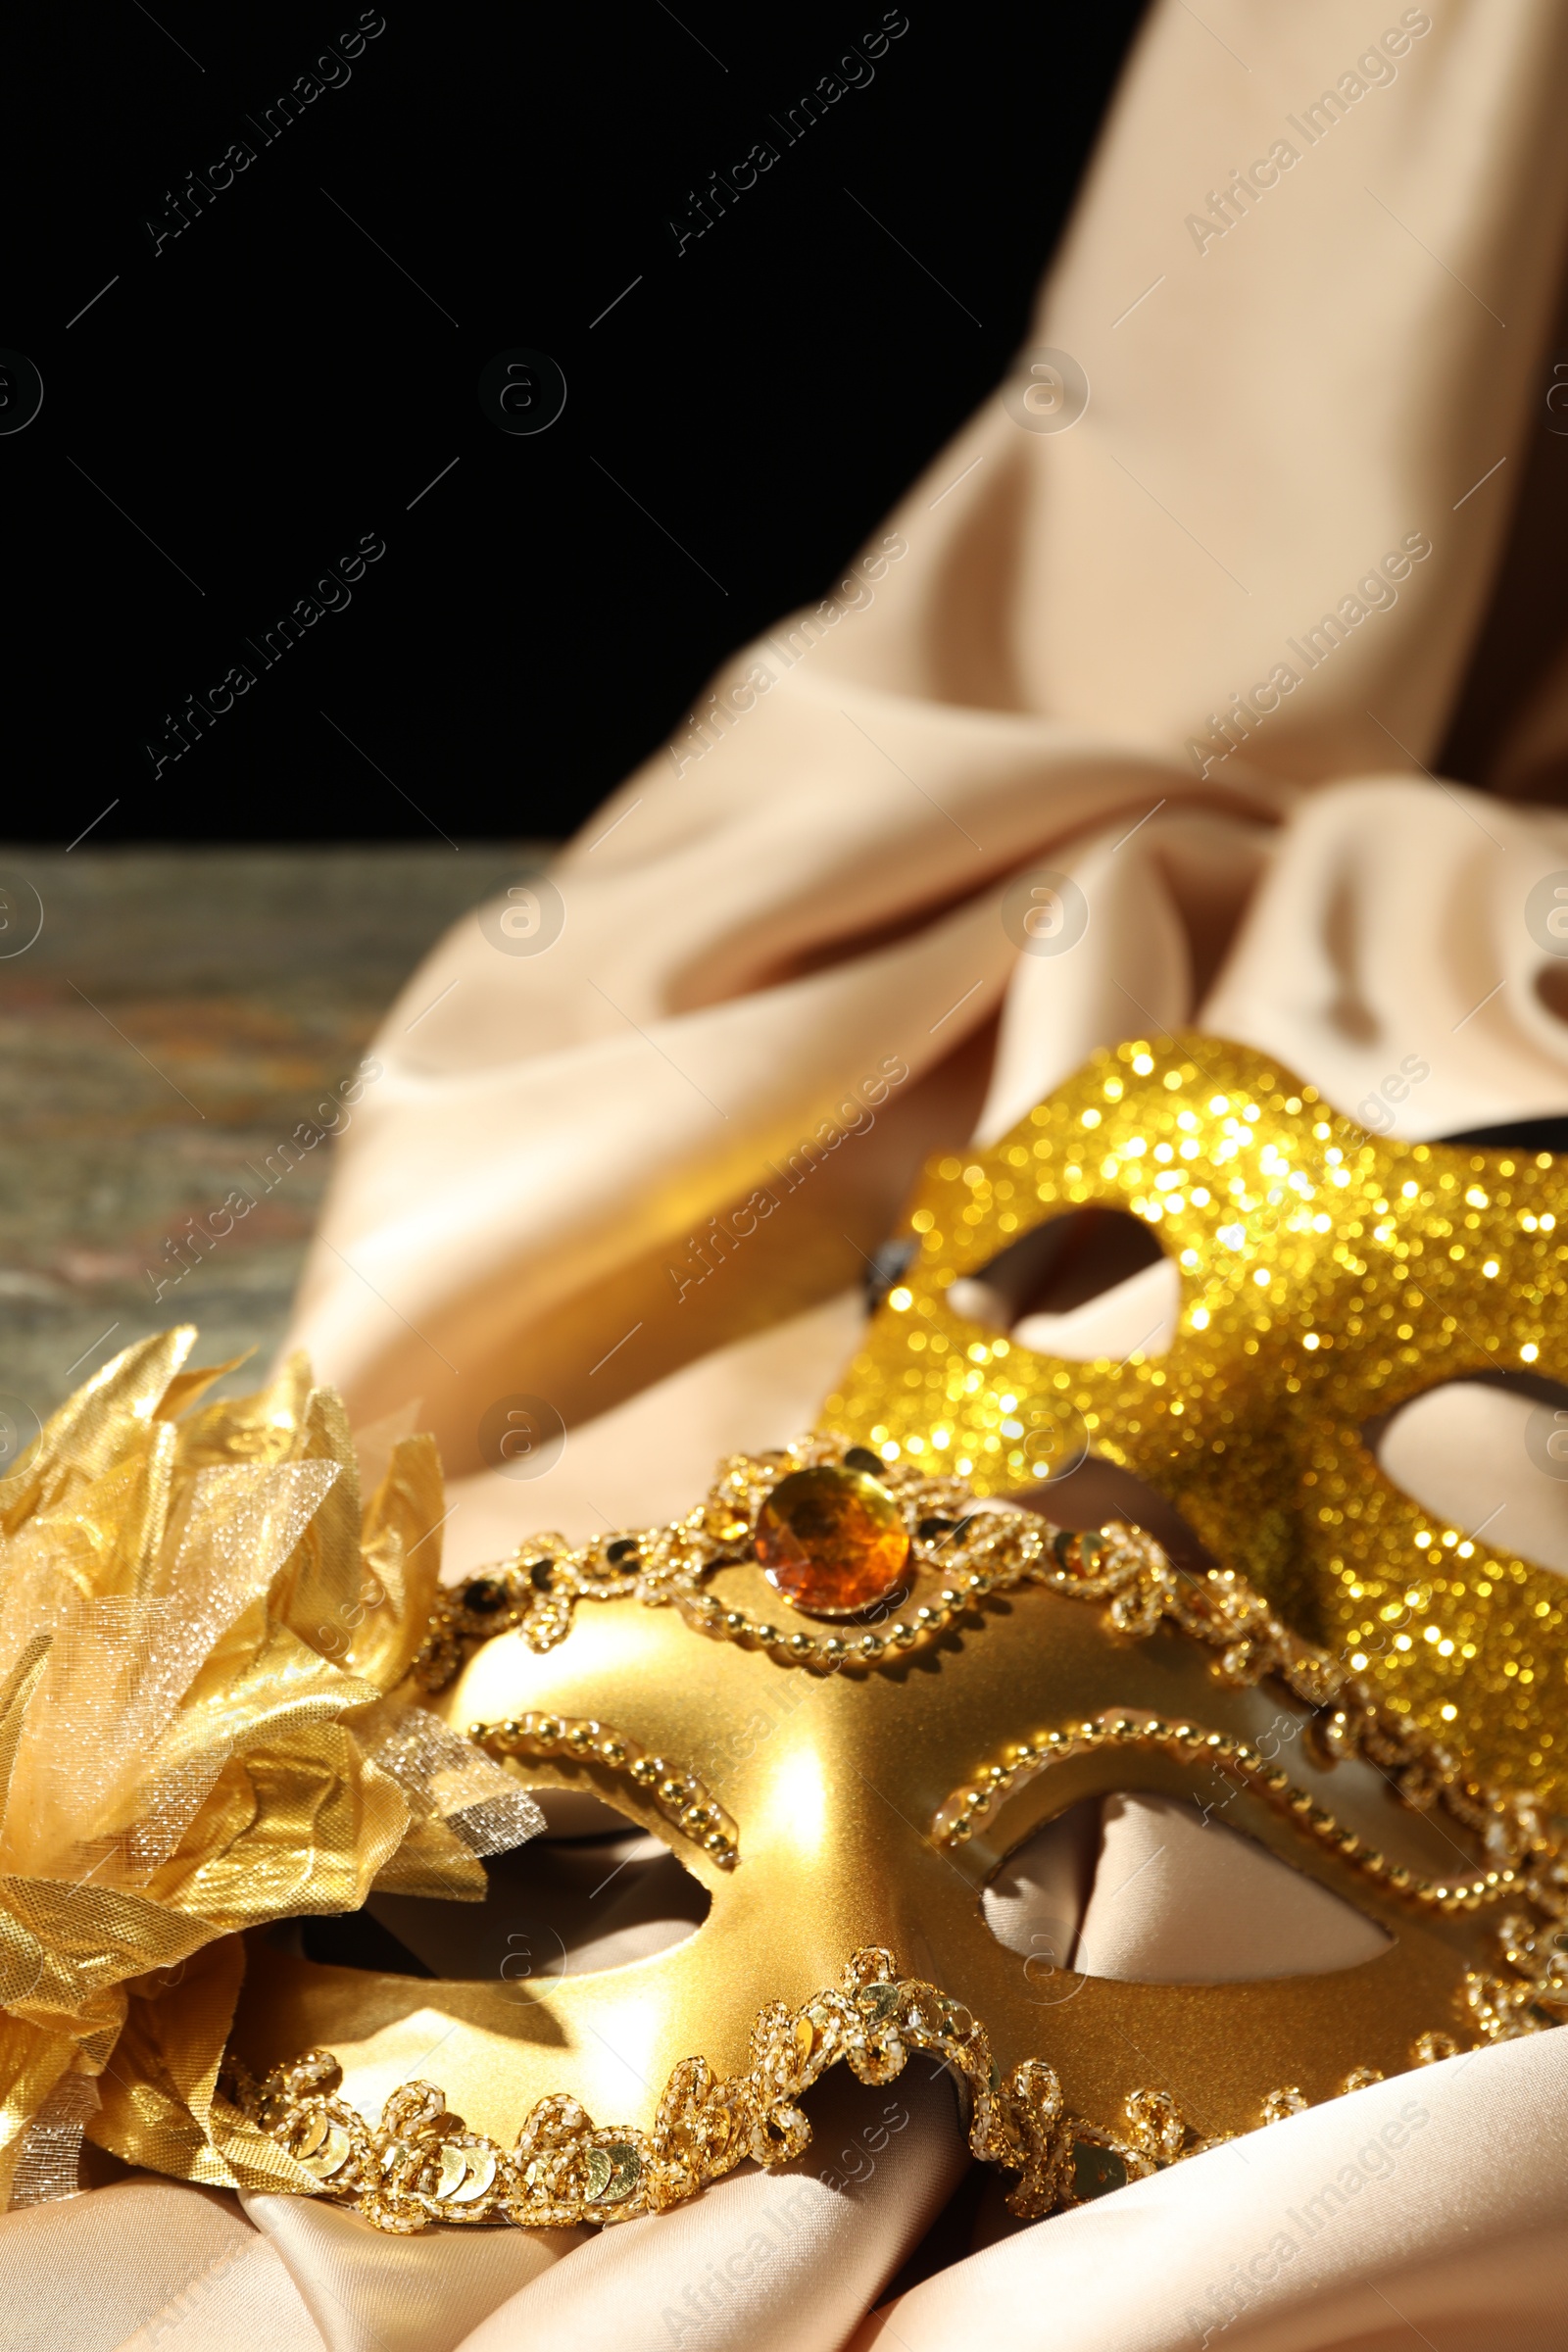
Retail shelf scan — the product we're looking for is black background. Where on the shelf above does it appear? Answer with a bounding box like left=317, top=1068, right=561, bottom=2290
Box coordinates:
left=8, top=1, right=1147, bottom=845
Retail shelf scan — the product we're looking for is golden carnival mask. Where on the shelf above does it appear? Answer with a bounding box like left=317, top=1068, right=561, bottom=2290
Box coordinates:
left=227, top=1437, right=1567, bottom=2232
left=5, top=1035, right=1567, bottom=2235
left=825, top=1031, right=1568, bottom=1802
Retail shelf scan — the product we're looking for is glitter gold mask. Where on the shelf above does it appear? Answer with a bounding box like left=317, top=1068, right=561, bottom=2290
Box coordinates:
left=827, top=1031, right=1568, bottom=1803
left=230, top=1432, right=1568, bottom=2231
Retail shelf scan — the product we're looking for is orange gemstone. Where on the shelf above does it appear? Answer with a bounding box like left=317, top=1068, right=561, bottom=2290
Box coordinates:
left=755, top=1465, right=910, bottom=1618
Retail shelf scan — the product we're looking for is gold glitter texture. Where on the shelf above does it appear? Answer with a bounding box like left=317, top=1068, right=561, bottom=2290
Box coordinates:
left=822, top=1034, right=1568, bottom=1801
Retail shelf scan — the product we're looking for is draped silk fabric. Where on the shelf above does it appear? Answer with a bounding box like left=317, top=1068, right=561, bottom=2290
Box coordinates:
left=12, top=2, right=1568, bottom=2343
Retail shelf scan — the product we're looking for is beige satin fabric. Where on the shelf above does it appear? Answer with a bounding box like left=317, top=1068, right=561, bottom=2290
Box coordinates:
left=456, top=2059, right=964, bottom=2352
left=852, top=2034, right=1568, bottom=2352
left=284, top=0, right=1568, bottom=1571
left=239, top=2191, right=583, bottom=2352
left=0, top=2174, right=325, bottom=2352
left=13, top=2, right=1568, bottom=2347
left=985, top=1793, right=1391, bottom=1989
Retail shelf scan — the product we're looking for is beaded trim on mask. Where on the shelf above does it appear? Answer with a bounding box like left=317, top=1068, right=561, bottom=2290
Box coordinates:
left=466, top=1711, right=740, bottom=1868
left=413, top=1435, right=1393, bottom=1690
left=415, top=1437, right=1552, bottom=1921
left=937, top=1710, right=1547, bottom=1915
left=229, top=1931, right=1563, bottom=2234
left=414, top=1439, right=1054, bottom=1687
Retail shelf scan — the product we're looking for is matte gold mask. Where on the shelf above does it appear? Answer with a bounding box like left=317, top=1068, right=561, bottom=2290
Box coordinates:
left=230, top=1458, right=1566, bottom=2230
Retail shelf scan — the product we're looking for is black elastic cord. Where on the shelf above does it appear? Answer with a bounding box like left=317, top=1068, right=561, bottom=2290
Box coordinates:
left=1438, top=1118, right=1568, bottom=1152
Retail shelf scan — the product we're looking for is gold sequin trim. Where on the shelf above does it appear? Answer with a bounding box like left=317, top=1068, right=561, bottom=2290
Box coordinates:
left=232, top=1931, right=1564, bottom=2233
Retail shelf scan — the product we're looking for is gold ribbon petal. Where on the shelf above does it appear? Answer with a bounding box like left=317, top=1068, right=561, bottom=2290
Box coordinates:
left=92, top=1935, right=321, bottom=2191
left=0, top=1332, right=522, bottom=2208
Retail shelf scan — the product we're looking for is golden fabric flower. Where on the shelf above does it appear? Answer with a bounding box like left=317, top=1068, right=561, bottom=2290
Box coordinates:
left=0, top=1329, right=540, bottom=2208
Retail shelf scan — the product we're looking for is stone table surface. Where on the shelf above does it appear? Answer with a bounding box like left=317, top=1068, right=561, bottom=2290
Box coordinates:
left=0, top=845, right=540, bottom=1454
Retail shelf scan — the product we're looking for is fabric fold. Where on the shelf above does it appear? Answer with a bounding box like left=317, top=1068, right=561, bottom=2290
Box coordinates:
left=12, top=4, right=1568, bottom=2348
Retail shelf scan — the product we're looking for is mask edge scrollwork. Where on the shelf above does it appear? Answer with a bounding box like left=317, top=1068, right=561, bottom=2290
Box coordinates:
left=228, top=1931, right=1557, bottom=2235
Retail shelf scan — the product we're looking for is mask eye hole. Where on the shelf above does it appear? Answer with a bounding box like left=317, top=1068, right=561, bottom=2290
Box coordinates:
left=982, top=1792, right=1391, bottom=1985
left=1005, top=1465, right=1216, bottom=1578
left=1367, top=1369, right=1568, bottom=1577
left=945, top=1206, right=1208, bottom=1564
left=948, top=1205, right=1178, bottom=1360
left=279, top=1791, right=711, bottom=1984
